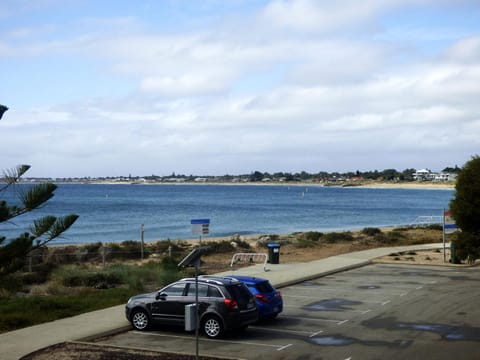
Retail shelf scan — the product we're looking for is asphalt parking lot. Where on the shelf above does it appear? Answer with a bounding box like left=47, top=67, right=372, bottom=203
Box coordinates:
left=94, top=264, right=480, bottom=360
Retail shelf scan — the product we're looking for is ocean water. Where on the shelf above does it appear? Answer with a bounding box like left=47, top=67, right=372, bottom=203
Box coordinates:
left=1, top=184, right=455, bottom=245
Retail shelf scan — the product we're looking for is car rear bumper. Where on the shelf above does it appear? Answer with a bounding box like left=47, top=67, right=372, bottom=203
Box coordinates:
left=225, top=308, right=258, bottom=329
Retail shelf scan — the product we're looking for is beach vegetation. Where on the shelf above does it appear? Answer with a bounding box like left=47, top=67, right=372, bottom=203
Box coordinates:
left=0, top=259, right=185, bottom=332
left=361, top=227, right=382, bottom=236
left=322, top=231, right=354, bottom=243
left=450, top=155, right=480, bottom=262
left=296, top=232, right=323, bottom=248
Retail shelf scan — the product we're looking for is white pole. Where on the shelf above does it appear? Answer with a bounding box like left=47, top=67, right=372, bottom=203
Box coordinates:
left=442, top=209, right=446, bottom=263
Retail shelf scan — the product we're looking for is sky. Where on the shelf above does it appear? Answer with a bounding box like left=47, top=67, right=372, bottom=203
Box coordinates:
left=1, top=0, right=479, bottom=178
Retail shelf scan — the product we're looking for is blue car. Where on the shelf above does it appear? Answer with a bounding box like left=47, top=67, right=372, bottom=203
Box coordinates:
left=227, top=275, right=283, bottom=320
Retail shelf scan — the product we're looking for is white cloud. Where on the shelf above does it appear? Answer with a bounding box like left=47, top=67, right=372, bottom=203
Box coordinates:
left=1, top=0, right=479, bottom=176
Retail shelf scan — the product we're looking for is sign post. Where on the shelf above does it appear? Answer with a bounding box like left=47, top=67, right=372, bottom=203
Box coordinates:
left=443, top=209, right=457, bottom=262
left=191, top=219, right=210, bottom=246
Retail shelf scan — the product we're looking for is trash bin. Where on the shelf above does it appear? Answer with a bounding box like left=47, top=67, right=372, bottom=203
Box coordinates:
left=450, top=242, right=460, bottom=264
left=267, top=242, right=280, bottom=264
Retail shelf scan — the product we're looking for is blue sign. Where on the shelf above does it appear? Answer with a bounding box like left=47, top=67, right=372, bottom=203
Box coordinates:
left=191, top=219, right=210, bottom=235
left=190, top=219, right=210, bottom=225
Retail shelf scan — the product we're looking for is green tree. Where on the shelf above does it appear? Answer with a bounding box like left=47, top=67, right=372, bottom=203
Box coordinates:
left=0, top=165, right=79, bottom=275
left=1, top=105, right=79, bottom=275
left=449, top=155, right=480, bottom=262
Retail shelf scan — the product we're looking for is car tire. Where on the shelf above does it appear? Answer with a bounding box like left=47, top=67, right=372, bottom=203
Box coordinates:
left=131, top=309, right=150, bottom=331
left=202, top=315, right=224, bottom=339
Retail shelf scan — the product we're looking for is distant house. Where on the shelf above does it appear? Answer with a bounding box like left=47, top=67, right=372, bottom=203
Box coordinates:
left=413, top=169, right=456, bottom=182
left=434, top=172, right=457, bottom=182
left=413, top=169, right=434, bottom=181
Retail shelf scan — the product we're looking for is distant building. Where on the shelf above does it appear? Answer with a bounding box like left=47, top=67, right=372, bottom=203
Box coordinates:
left=413, top=169, right=456, bottom=182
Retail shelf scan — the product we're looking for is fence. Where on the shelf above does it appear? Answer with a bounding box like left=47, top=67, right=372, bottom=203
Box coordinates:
left=25, top=242, right=187, bottom=270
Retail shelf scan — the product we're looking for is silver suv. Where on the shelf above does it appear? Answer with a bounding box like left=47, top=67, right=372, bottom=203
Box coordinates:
left=125, top=276, right=258, bottom=338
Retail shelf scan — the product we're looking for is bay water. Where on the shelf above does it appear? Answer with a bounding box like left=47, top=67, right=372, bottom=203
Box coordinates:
left=1, top=184, right=455, bottom=245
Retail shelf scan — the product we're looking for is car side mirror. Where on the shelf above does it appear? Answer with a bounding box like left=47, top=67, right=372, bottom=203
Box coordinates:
left=156, top=292, right=167, bottom=301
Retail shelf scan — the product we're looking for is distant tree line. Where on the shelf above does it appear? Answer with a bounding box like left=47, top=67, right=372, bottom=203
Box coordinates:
left=29, top=166, right=462, bottom=184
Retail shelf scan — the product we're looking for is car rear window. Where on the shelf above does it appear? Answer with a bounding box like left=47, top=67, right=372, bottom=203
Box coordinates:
left=226, top=283, right=252, bottom=304
left=253, top=281, right=274, bottom=293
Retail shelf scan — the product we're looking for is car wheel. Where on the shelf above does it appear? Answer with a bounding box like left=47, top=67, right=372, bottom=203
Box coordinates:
left=131, top=309, right=150, bottom=331
left=202, top=315, right=224, bottom=339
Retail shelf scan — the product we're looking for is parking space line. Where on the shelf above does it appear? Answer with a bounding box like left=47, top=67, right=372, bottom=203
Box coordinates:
left=277, top=344, right=293, bottom=351
left=309, top=330, right=324, bottom=337
left=337, top=320, right=349, bottom=325
left=250, top=326, right=321, bottom=336
left=281, top=315, right=346, bottom=324
left=351, top=309, right=372, bottom=315
left=132, top=331, right=290, bottom=350
left=382, top=300, right=391, bottom=306
left=282, top=294, right=325, bottom=299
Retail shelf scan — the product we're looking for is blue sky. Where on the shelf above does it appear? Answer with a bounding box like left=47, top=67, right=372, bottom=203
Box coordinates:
left=1, top=0, right=479, bottom=177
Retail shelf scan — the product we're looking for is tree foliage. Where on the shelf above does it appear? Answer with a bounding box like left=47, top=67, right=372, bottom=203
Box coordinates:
left=449, top=155, right=480, bottom=261
left=0, top=165, right=79, bottom=276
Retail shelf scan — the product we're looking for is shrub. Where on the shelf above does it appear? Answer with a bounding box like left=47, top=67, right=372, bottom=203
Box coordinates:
left=296, top=238, right=318, bottom=248
left=361, top=227, right=382, bottom=237
left=323, top=232, right=354, bottom=243
left=302, top=231, right=323, bottom=242
left=374, top=230, right=406, bottom=244
left=205, top=240, right=235, bottom=253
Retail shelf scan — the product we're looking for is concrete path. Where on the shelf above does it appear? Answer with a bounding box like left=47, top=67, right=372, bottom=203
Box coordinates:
left=0, top=243, right=448, bottom=360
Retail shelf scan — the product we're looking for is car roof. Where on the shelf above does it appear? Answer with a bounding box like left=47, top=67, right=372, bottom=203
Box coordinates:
left=225, top=275, right=268, bottom=284
left=182, top=275, right=242, bottom=286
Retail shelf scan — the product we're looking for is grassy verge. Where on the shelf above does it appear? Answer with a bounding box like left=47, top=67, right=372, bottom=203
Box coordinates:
left=0, top=287, right=134, bottom=332
left=0, top=258, right=185, bottom=333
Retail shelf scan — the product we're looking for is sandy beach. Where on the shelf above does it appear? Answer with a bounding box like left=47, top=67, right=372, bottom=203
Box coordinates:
left=88, top=180, right=455, bottom=191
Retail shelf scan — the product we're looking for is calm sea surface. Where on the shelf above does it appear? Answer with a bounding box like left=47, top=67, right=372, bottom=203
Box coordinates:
left=1, top=184, right=455, bottom=245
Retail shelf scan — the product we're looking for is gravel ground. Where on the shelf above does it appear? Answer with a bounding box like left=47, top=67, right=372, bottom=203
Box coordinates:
left=20, top=342, right=229, bottom=360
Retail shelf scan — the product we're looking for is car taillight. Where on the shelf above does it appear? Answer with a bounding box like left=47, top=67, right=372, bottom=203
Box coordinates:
left=255, top=294, right=269, bottom=303
left=224, top=298, right=238, bottom=311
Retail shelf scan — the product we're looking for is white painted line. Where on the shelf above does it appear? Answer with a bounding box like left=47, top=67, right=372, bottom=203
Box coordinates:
left=416, top=286, right=424, bottom=290
left=250, top=326, right=318, bottom=336
left=133, top=331, right=287, bottom=350
left=381, top=300, right=391, bottom=306
left=351, top=309, right=371, bottom=314
left=282, top=294, right=325, bottom=299
left=400, top=292, right=409, bottom=297
left=362, top=299, right=391, bottom=304
left=277, top=343, right=293, bottom=351
left=337, top=319, right=349, bottom=325
left=286, top=286, right=340, bottom=291
left=309, top=330, right=324, bottom=337
left=281, top=315, right=345, bottom=324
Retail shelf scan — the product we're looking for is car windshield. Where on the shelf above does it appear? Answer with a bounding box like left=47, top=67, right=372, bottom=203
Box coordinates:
left=253, top=281, right=274, bottom=293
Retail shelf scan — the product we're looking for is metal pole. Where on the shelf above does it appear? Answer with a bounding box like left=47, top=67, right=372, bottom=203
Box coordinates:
left=195, top=259, right=199, bottom=360
left=140, top=224, right=145, bottom=260
left=442, top=209, right=446, bottom=262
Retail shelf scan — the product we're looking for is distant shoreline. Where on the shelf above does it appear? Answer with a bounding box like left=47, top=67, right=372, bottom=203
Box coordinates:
left=54, top=180, right=455, bottom=191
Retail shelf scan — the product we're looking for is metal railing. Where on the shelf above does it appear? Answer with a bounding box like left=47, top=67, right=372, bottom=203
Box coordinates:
left=412, top=215, right=443, bottom=226
left=230, top=252, right=268, bottom=271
